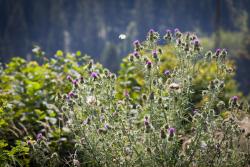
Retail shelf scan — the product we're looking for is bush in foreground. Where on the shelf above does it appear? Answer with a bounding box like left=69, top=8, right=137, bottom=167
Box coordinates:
left=31, top=29, right=250, bottom=166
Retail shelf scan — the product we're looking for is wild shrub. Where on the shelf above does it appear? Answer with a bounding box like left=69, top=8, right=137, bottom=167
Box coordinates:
left=45, top=29, right=250, bottom=166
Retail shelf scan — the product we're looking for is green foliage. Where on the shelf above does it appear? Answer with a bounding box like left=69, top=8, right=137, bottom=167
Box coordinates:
left=0, top=50, right=104, bottom=166
left=0, top=139, right=30, bottom=167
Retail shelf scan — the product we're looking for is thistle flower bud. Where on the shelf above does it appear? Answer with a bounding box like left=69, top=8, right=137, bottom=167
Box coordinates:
left=185, top=43, right=190, bottom=52
left=158, top=48, right=163, bottom=54
left=164, top=29, right=172, bottom=41
left=146, top=147, right=152, bottom=153
left=158, top=97, right=162, bottom=104
left=129, top=55, right=134, bottom=62
left=208, top=80, right=215, bottom=90
left=205, top=51, right=212, bottom=59
left=149, top=92, right=154, bottom=100
left=160, top=129, right=166, bottom=139
left=164, top=124, right=169, bottom=130
left=220, top=49, right=227, bottom=61
left=153, top=79, right=157, bottom=86
left=217, top=101, right=225, bottom=111
left=80, top=76, right=84, bottom=84
left=111, top=74, right=116, bottom=80
left=142, top=94, right=147, bottom=101
left=175, top=28, right=182, bottom=38
left=88, top=60, right=93, bottom=69
left=176, top=39, right=182, bottom=47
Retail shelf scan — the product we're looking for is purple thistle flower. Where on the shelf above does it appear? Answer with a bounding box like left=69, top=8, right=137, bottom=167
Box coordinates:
left=152, top=50, right=158, bottom=58
left=133, top=51, right=139, bottom=58
left=36, top=133, right=43, bottom=141
left=215, top=48, right=221, bottom=56
left=148, top=29, right=155, bottom=34
left=27, top=140, right=32, bottom=145
left=146, top=60, right=152, bottom=69
left=67, top=75, right=72, bottom=81
left=68, top=92, right=75, bottom=98
left=164, top=70, right=170, bottom=76
left=90, top=72, right=98, bottom=79
left=168, top=127, right=176, bottom=137
left=166, top=29, right=171, bottom=33
left=174, top=28, right=180, bottom=32
left=194, top=39, right=200, bottom=45
left=72, top=79, right=78, bottom=85
left=133, top=40, right=140, bottom=46
left=146, top=60, right=152, bottom=65
left=231, top=96, right=239, bottom=102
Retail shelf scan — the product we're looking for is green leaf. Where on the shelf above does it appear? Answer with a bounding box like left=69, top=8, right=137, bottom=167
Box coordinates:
left=56, top=50, right=64, bottom=57
left=76, top=51, right=81, bottom=56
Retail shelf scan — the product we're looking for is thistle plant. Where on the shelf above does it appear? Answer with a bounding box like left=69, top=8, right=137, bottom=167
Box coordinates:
left=50, top=29, right=249, bottom=166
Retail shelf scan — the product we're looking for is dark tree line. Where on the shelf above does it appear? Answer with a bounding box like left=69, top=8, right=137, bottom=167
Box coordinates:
left=0, top=0, right=249, bottom=71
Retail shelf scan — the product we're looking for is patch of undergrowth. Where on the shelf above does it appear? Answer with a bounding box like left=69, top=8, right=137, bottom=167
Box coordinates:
left=0, top=50, right=104, bottom=166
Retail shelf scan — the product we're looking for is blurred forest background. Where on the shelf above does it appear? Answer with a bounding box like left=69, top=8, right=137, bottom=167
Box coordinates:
left=0, top=0, right=249, bottom=94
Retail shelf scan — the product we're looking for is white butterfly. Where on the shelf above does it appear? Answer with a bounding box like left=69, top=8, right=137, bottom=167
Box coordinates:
left=119, top=34, right=126, bottom=40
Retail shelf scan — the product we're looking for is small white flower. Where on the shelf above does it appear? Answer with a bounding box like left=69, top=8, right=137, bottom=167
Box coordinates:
left=32, top=46, right=40, bottom=53
left=119, top=34, right=126, bottom=40
left=200, top=141, right=207, bottom=150
left=86, top=96, right=97, bottom=105
left=169, top=83, right=180, bottom=90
